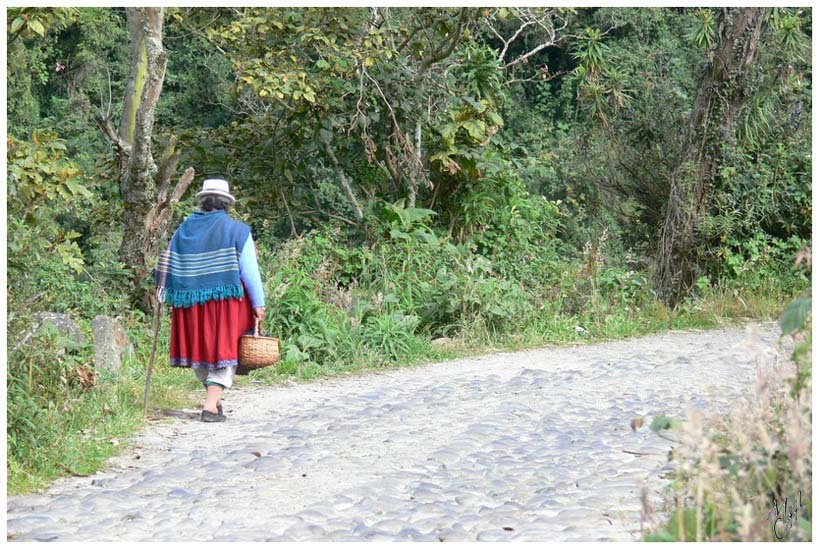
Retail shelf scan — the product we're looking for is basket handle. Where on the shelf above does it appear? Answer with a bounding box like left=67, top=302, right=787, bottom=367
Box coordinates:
left=254, top=319, right=260, bottom=338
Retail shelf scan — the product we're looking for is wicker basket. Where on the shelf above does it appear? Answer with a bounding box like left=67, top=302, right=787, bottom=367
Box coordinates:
left=237, top=320, right=280, bottom=374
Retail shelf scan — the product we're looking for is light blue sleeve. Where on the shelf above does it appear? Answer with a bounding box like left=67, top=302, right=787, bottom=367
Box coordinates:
left=239, top=234, right=265, bottom=309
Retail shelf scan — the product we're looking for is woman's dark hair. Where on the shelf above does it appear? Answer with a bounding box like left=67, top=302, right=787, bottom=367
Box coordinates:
left=198, top=194, right=233, bottom=212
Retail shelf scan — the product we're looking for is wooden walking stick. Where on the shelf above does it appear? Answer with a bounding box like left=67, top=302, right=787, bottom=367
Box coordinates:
left=144, top=289, right=163, bottom=416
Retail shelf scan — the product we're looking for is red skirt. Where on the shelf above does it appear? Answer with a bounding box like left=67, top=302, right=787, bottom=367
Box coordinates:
left=170, top=291, right=255, bottom=370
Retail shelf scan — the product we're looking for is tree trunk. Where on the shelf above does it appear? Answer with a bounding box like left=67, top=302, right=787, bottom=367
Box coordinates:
left=652, top=8, right=765, bottom=307
left=103, top=8, right=194, bottom=311
left=407, top=119, right=422, bottom=209
left=323, top=139, right=365, bottom=223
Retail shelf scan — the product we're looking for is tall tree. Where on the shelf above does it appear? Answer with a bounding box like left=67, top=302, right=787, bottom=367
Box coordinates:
left=194, top=7, right=568, bottom=234
left=652, top=7, right=766, bottom=306
left=96, top=7, right=194, bottom=309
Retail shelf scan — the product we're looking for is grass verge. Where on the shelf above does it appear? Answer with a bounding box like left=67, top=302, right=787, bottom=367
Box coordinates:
left=6, top=285, right=801, bottom=496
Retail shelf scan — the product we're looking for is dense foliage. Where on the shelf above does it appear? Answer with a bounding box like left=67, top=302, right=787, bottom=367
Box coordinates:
left=6, top=7, right=811, bottom=497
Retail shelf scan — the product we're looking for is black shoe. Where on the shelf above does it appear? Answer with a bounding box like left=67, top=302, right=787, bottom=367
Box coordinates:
left=201, top=409, right=226, bottom=423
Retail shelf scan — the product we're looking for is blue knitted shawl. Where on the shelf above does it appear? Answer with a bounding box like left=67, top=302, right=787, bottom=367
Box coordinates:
left=154, top=211, right=251, bottom=308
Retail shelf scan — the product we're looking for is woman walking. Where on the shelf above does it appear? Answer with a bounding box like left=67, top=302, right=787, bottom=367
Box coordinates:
left=154, top=178, right=265, bottom=422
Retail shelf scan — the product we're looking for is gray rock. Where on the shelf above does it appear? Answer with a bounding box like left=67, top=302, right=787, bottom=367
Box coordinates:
left=476, top=528, right=514, bottom=541
left=30, top=532, right=62, bottom=542
left=6, top=515, right=55, bottom=533
left=396, top=527, right=425, bottom=539
left=18, top=312, right=87, bottom=352
left=430, top=336, right=453, bottom=347
left=283, top=522, right=326, bottom=540
left=168, top=488, right=196, bottom=499
left=92, top=315, right=132, bottom=376
left=435, top=525, right=471, bottom=541
left=512, top=528, right=561, bottom=541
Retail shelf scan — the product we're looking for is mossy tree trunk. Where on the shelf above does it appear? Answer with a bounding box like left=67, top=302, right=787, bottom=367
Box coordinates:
left=97, top=8, right=195, bottom=311
left=652, top=8, right=765, bottom=307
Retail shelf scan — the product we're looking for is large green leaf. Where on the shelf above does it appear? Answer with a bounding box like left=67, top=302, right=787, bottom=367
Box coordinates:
left=28, top=19, right=46, bottom=37
left=10, top=17, right=25, bottom=35
left=461, top=119, right=486, bottom=141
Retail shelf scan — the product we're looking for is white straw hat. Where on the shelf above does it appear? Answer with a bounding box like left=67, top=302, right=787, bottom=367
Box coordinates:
left=196, top=178, right=235, bottom=202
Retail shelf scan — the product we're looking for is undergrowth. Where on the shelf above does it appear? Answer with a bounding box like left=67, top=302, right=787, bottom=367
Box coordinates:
left=6, top=159, right=809, bottom=495
left=7, top=214, right=806, bottom=495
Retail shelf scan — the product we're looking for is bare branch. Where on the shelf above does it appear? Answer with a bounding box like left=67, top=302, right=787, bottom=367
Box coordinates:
left=508, top=69, right=567, bottom=85
left=170, top=167, right=195, bottom=205
left=279, top=187, right=298, bottom=237
left=485, top=15, right=506, bottom=45
left=297, top=210, right=359, bottom=228
left=179, top=13, right=230, bottom=56
left=499, top=20, right=534, bottom=62
left=505, top=41, right=553, bottom=69
left=363, top=67, right=401, bottom=133
left=322, top=138, right=364, bottom=223
left=482, top=7, right=572, bottom=87
left=105, top=64, right=113, bottom=120
left=347, top=63, right=368, bottom=137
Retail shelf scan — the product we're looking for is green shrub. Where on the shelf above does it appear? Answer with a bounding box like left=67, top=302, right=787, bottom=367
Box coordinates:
left=706, top=231, right=809, bottom=295
left=358, top=312, right=422, bottom=361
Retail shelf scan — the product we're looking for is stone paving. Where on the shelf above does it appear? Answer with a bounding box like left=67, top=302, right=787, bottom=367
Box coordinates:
left=6, top=323, right=786, bottom=541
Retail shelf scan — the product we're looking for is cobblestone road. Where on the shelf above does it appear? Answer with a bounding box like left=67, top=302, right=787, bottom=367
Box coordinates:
left=7, top=323, right=786, bottom=541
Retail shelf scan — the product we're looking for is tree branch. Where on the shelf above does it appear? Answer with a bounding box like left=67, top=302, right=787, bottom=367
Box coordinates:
left=505, top=41, right=553, bottom=69
left=322, top=139, right=364, bottom=223
left=398, top=24, right=425, bottom=52
left=507, top=69, right=567, bottom=85
left=279, top=186, right=298, bottom=237
left=499, top=20, right=534, bottom=62
left=298, top=210, right=359, bottom=228
left=155, top=135, right=181, bottom=199
left=419, top=8, right=468, bottom=72
left=170, top=167, right=195, bottom=204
